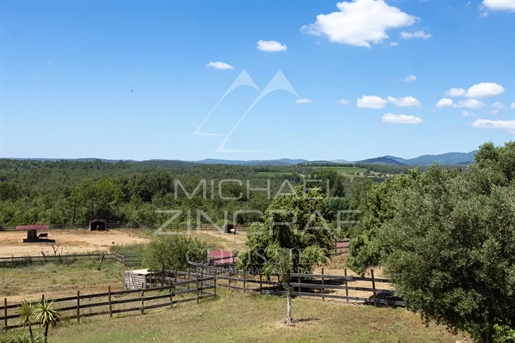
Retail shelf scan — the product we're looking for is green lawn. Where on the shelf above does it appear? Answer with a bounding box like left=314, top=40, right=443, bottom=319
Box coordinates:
left=8, top=288, right=467, bottom=343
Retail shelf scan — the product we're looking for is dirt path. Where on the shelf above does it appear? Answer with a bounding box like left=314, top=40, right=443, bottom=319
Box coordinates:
left=0, top=229, right=149, bottom=257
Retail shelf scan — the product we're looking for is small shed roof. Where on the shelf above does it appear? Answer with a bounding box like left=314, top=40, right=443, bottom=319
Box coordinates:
left=16, top=225, right=50, bottom=231
left=208, top=250, right=236, bottom=265
left=335, top=242, right=349, bottom=248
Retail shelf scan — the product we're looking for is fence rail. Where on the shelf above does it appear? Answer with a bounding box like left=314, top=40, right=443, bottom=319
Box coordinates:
left=199, top=265, right=404, bottom=307
left=1, top=273, right=216, bottom=332
left=0, top=253, right=119, bottom=268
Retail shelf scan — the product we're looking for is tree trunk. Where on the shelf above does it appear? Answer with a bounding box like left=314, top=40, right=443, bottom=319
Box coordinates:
left=480, top=324, right=493, bottom=343
left=286, top=288, right=292, bottom=326
left=44, top=323, right=49, bottom=343
left=29, top=323, right=34, bottom=342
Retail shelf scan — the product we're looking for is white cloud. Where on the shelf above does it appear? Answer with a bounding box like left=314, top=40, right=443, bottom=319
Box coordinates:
left=455, top=99, right=486, bottom=109
left=436, top=98, right=454, bottom=108
left=471, top=119, right=515, bottom=133
left=205, top=61, right=234, bottom=70
left=436, top=97, right=486, bottom=109
left=492, top=101, right=507, bottom=110
left=445, top=88, right=466, bottom=97
left=295, top=98, right=311, bottom=104
left=510, top=102, right=515, bottom=109
left=400, top=30, right=431, bottom=39
left=403, top=75, right=416, bottom=81
left=482, top=0, right=515, bottom=11
left=382, top=113, right=422, bottom=124
left=387, top=96, right=421, bottom=107
left=390, top=41, right=399, bottom=46
left=339, top=98, right=350, bottom=105
left=465, top=82, right=505, bottom=98
left=256, top=40, right=287, bottom=52
left=300, top=0, right=418, bottom=48
left=357, top=95, right=388, bottom=109
left=462, top=110, right=474, bottom=117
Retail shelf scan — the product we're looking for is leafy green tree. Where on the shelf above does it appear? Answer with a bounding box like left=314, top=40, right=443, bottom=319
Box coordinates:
left=237, top=186, right=334, bottom=274
left=143, top=234, right=207, bottom=281
left=32, top=300, right=61, bottom=343
left=347, top=169, right=420, bottom=275
left=380, top=165, right=515, bottom=343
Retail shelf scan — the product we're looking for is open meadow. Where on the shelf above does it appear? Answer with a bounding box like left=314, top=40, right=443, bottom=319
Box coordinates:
left=0, top=228, right=467, bottom=343
left=1, top=288, right=466, bottom=343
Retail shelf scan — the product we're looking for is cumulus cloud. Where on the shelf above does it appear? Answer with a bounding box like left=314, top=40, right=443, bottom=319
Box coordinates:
left=256, top=40, right=287, bottom=52
left=400, top=30, right=431, bottom=39
left=295, top=98, right=311, bottom=104
left=510, top=102, right=515, bottom=109
left=403, top=75, right=416, bottom=81
left=445, top=88, right=466, bottom=97
left=462, top=110, right=475, bottom=117
left=205, top=61, right=234, bottom=70
left=382, top=113, right=422, bottom=124
left=492, top=101, right=507, bottom=110
left=471, top=119, right=515, bottom=133
left=436, top=98, right=454, bottom=108
left=455, top=99, right=486, bottom=109
left=466, top=82, right=505, bottom=98
left=300, top=0, right=417, bottom=48
left=482, top=0, right=515, bottom=11
left=357, top=95, right=388, bottom=109
left=387, top=96, right=421, bottom=107
left=390, top=41, right=399, bottom=46
left=339, top=98, right=350, bottom=105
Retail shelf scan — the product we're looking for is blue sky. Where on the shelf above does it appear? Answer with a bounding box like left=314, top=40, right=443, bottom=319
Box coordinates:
left=1, top=0, right=514, bottom=161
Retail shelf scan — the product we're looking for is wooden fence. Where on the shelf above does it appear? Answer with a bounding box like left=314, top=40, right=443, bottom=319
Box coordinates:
left=0, top=253, right=121, bottom=268
left=199, top=266, right=404, bottom=307
left=1, top=271, right=215, bottom=332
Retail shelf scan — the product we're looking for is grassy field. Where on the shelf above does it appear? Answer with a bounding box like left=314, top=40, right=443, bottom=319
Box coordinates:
left=5, top=288, right=465, bottom=343
left=315, top=166, right=367, bottom=174
left=0, top=260, right=125, bottom=302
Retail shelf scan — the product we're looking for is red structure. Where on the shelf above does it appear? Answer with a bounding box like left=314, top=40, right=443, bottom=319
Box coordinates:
left=16, top=225, right=54, bottom=243
left=208, top=250, right=236, bottom=266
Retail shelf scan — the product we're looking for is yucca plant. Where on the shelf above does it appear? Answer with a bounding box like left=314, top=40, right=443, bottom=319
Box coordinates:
left=32, top=300, right=61, bottom=343
left=19, top=301, right=35, bottom=342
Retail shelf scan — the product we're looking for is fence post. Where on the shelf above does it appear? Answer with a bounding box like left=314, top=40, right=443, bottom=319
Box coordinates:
left=187, top=269, right=190, bottom=290
left=170, top=283, right=174, bottom=309
left=77, top=290, right=80, bottom=323
left=214, top=269, right=217, bottom=297
left=108, top=286, right=112, bottom=318
left=344, top=268, right=349, bottom=303
left=4, top=298, right=7, bottom=332
left=321, top=268, right=325, bottom=302
left=298, top=275, right=301, bottom=294
left=371, top=269, right=377, bottom=306
left=243, top=271, right=246, bottom=293
left=196, top=273, right=200, bottom=304
left=200, top=269, right=204, bottom=298
left=141, top=290, right=145, bottom=315
left=259, top=272, right=262, bottom=293
left=228, top=270, right=232, bottom=290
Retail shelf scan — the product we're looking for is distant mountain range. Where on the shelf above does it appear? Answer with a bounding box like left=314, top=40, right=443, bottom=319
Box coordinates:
left=4, top=151, right=478, bottom=167
left=197, top=151, right=477, bottom=166
left=359, top=151, right=478, bottom=166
